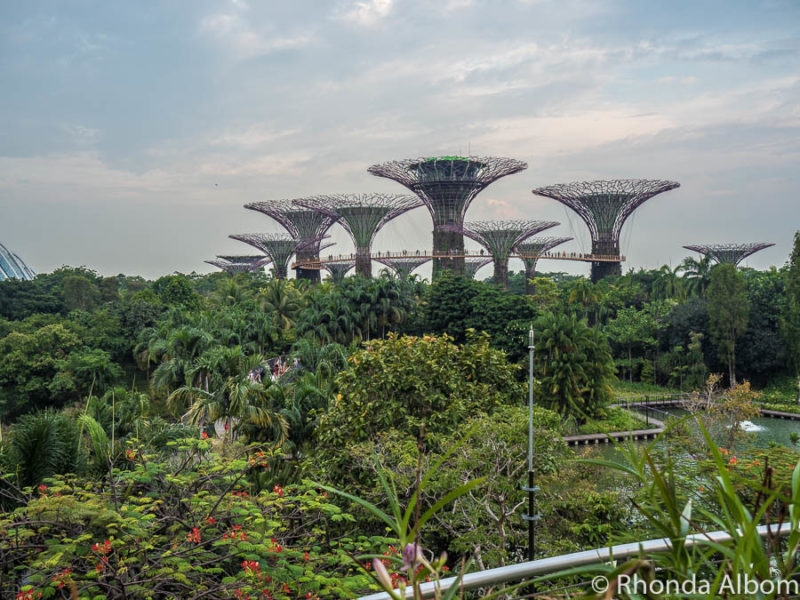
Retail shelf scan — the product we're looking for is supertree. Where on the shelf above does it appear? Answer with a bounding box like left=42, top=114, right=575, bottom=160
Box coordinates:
left=683, top=243, right=775, bottom=267
left=206, top=255, right=269, bottom=275
left=244, top=201, right=337, bottom=283
left=374, top=256, right=432, bottom=278
left=463, top=257, right=493, bottom=280
left=449, top=220, right=559, bottom=288
left=324, top=260, right=355, bottom=284
left=368, top=156, right=527, bottom=278
left=532, top=179, right=680, bottom=282
left=295, top=193, right=422, bottom=278
left=228, top=233, right=299, bottom=280
left=515, top=237, right=573, bottom=294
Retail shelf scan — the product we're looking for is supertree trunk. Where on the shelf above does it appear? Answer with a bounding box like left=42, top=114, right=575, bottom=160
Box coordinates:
left=355, top=248, right=371, bottom=278
left=524, top=263, right=537, bottom=295
left=492, top=256, right=509, bottom=288
left=591, top=239, right=621, bottom=282
left=295, top=248, right=320, bottom=282
left=432, top=227, right=465, bottom=277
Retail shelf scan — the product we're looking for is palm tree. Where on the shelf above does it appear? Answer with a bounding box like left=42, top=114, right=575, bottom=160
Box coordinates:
left=680, top=255, right=713, bottom=298
left=151, top=326, right=214, bottom=392
left=651, top=264, right=686, bottom=301
left=168, top=372, right=287, bottom=444
left=259, top=280, right=303, bottom=331
left=567, top=279, right=601, bottom=324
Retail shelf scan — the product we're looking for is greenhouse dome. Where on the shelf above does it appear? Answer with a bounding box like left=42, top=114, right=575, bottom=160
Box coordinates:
left=0, top=242, right=35, bottom=281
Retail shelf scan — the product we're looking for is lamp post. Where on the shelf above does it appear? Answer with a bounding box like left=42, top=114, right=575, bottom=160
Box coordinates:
left=523, top=326, right=539, bottom=562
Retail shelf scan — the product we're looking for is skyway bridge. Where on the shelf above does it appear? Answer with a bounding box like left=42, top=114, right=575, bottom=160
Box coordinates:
left=292, top=250, right=625, bottom=270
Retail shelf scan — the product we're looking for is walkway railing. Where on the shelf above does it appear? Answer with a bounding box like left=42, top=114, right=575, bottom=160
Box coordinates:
left=292, top=250, right=625, bottom=269
left=357, top=523, right=793, bottom=599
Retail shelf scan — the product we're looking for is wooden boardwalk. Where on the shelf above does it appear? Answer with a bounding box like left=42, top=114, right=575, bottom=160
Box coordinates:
left=563, top=397, right=800, bottom=446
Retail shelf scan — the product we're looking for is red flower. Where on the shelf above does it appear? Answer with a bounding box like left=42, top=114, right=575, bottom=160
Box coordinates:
left=187, top=527, right=201, bottom=543
left=201, top=431, right=209, bottom=439
left=241, top=560, right=261, bottom=576
left=37, top=484, right=47, bottom=494
left=303, top=551, right=310, bottom=561
left=273, top=484, right=284, bottom=497
left=729, top=456, right=738, bottom=466
left=206, top=516, right=216, bottom=524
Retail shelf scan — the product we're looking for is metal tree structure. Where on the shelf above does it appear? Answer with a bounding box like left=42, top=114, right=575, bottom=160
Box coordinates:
left=324, top=261, right=355, bottom=284
left=683, top=243, right=775, bottom=267
left=244, top=201, right=337, bottom=283
left=228, top=233, right=300, bottom=280
left=532, top=179, right=680, bottom=281
left=374, top=256, right=431, bottom=278
left=463, top=257, right=493, bottom=280
left=295, top=193, right=422, bottom=278
left=515, top=237, right=573, bottom=294
left=368, top=156, right=528, bottom=278
left=452, top=220, right=559, bottom=288
left=206, top=255, right=269, bottom=274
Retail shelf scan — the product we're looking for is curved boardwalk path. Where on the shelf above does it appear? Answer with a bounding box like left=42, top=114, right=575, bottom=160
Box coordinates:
left=563, top=395, right=800, bottom=446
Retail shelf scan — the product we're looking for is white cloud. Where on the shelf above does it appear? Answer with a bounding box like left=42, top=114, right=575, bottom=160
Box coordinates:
left=339, top=0, right=394, bottom=27
left=199, top=8, right=310, bottom=59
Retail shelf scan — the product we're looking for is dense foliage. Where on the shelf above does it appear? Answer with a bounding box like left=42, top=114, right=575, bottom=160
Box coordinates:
left=0, top=245, right=798, bottom=598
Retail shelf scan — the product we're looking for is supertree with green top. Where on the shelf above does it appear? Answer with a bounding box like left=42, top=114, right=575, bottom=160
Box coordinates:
left=228, top=233, right=300, bottom=280
left=368, top=156, right=527, bottom=278
left=244, top=201, right=337, bottom=283
left=448, top=220, right=559, bottom=288
left=515, top=237, right=572, bottom=294
left=295, top=194, right=422, bottom=278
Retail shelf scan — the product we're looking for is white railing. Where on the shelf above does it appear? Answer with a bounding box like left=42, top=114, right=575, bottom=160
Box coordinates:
left=358, top=523, right=792, bottom=599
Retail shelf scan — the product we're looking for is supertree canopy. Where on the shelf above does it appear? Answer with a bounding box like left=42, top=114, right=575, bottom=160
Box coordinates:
left=683, top=243, right=775, bottom=266
left=324, top=260, right=355, bottom=283
left=206, top=255, right=269, bottom=275
left=515, top=236, right=573, bottom=294
left=296, top=193, right=422, bottom=278
left=374, top=256, right=431, bottom=278
left=368, top=156, right=527, bottom=278
left=244, top=201, right=337, bottom=283
left=452, top=220, right=559, bottom=288
left=0, top=241, right=35, bottom=281
left=228, top=233, right=299, bottom=280
left=532, top=179, right=680, bottom=281
left=463, top=257, right=493, bottom=280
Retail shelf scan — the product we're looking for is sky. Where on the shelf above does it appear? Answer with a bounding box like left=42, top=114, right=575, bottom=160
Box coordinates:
left=0, top=0, right=798, bottom=280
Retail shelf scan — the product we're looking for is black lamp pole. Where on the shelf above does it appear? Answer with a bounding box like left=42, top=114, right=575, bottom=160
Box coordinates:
left=524, top=326, right=539, bottom=562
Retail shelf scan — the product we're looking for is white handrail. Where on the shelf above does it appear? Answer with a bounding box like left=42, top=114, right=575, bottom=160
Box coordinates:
left=358, top=522, right=794, bottom=599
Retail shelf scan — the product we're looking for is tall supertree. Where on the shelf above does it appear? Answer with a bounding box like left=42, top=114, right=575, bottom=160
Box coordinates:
left=464, top=257, right=493, bottom=280
left=244, top=201, right=337, bottom=283
left=368, top=156, right=527, bottom=278
left=683, top=243, right=775, bottom=267
left=532, top=179, right=680, bottom=282
left=515, top=237, right=573, bottom=294
left=324, top=260, right=355, bottom=283
left=295, top=194, right=422, bottom=278
left=229, top=233, right=299, bottom=280
left=374, top=256, right=432, bottom=278
left=206, top=255, right=269, bottom=274
left=449, top=220, right=559, bottom=288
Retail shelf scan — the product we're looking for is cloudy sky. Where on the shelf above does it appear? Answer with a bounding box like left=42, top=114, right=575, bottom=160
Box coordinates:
left=1, top=0, right=798, bottom=279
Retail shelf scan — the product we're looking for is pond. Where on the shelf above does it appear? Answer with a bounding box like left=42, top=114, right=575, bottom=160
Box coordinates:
left=580, top=407, right=800, bottom=462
